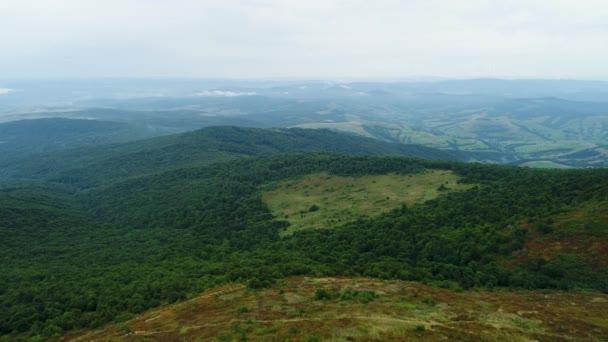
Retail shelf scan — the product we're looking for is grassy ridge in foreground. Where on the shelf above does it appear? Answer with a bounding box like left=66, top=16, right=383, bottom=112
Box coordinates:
left=67, top=277, right=608, bottom=341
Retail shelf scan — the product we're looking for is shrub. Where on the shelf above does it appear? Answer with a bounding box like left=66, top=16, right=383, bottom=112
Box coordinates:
left=415, top=324, right=426, bottom=332
left=314, top=288, right=334, bottom=300
left=421, top=295, right=435, bottom=306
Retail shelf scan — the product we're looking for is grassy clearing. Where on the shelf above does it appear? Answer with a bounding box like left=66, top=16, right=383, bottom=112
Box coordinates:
left=261, top=170, right=470, bottom=235
left=68, top=277, right=608, bottom=341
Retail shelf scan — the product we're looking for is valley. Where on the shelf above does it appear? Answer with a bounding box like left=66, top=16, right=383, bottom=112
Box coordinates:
left=2, top=80, right=608, bottom=168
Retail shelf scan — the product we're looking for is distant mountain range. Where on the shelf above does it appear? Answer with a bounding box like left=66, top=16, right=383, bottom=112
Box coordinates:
left=1, top=79, right=606, bottom=168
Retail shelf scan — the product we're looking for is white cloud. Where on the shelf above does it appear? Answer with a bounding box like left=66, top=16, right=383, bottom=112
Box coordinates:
left=0, top=0, right=606, bottom=79
left=195, top=90, right=257, bottom=97
left=0, top=88, right=14, bottom=95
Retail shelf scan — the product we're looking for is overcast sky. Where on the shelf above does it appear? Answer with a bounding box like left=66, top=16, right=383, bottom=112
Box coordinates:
left=1, top=0, right=607, bottom=79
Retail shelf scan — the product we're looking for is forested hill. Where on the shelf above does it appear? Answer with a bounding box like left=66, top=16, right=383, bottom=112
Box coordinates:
left=1, top=124, right=607, bottom=339
left=1, top=151, right=607, bottom=338
left=0, top=125, right=463, bottom=187
left=0, top=118, right=159, bottom=164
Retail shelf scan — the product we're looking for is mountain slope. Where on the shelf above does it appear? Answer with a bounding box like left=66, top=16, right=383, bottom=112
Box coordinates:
left=0, top=126, right=463, bottom=187
left=1, top=130, right=607, bottom=338
left=0, top=118, right=160, bottom=163
left=290, top=97, right=608, bottom=167
left=68, top=277, right=608, bottom=341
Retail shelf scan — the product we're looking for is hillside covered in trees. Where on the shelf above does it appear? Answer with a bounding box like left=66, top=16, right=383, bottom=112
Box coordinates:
left=0, top=127, right=607, bottom=339
left=0, top=124, right=463, bottom=185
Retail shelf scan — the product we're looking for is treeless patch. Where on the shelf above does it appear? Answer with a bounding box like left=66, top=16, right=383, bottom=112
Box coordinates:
left=261, top=170, right=471, bottom=235
left=66, top=277, right=608, bottom=341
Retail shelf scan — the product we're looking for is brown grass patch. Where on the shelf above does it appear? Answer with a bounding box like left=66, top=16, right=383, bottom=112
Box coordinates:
left=66, top=278, right=608, bottom=341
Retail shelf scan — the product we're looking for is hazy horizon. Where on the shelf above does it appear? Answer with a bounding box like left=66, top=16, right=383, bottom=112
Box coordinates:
left=2, top=76, right=608, bottom=82
left=1, top=0, right=607, bottom=80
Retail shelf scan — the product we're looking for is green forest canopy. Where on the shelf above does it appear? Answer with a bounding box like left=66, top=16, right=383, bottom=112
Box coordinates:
left=1, top=127, right=607, bottom=338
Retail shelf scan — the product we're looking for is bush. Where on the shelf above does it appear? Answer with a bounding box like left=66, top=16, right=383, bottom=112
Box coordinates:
left=421, top=295, right=435, bottom=306
left=247, top=277, right=273, bottom=289
left=538, top=223, right=554, bottom=234
left=338, top=289, right=378, bottom=303
left=415, top=324, right=426, bottom=332
left=314, top=288, right=336, bottom=300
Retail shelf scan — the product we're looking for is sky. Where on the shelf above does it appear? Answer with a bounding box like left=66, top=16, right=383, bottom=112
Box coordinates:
left=0, top=0, right=607, bottom=79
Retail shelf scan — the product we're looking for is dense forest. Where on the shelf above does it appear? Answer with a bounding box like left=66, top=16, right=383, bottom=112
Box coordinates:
left=1, top=127, right=607, bottom=339
left=0, top=125, right=461, bottom=184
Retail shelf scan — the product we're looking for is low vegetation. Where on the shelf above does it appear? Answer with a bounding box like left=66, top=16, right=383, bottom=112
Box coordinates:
left=67, top=277, right=608, bottom=341
left=517, top=201, right=608, bottom=270
left=262, top=170, right=470, bottom=235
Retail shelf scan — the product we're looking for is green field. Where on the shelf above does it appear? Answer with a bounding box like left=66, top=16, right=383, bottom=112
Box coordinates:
left=292, top=100, right=608, bottom=168
left=262, top=170, right=470, bottom=235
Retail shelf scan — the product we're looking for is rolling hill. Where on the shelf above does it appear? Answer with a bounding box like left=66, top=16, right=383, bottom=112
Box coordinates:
left=290, top=97, right=608, bottom=168
left=0, top=126, right=607, bottom=340
left=67, top=277, right=608, bottom=341
left=0, top=125, right=463, bottom=187
left=4, top=79, right=608, bottom=168
left=0, top=118, right=161, bottom=164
